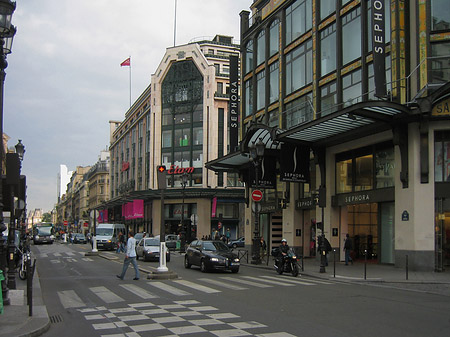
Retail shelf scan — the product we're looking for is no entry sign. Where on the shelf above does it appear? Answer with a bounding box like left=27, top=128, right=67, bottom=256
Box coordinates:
left=252, top=189, right=263, bottom=202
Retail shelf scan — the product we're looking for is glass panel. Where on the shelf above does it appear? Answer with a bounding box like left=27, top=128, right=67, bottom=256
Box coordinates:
left=193, top=150, right=203, bottom=168
left=380, top=202, right=395, bottom=264
left=269, top=19, right=280, bottom=56
left=355, top=154, right=373, bottom=191
left=162, top=130, right=172, bottom=148
left=336, top=159, right=353, bottom=193
left=375, top=147, right=395, bottom=188
left=193, top=127, right=203, bottom=145
left=320, top=23, right=336, bottom=76
left=342, top=69, right=362, bottom=107
left=431, top=0, right=450, bottom=31
left=284, top=93, right=313, bottom=128
left=431, top=42, right=450, bottom=83
left=286, top=40, right=313, bottom=94
left=435, top=141, right=443, bottom=182
left=245, top=40, right=253, bottom=73
left=320, top=81, right=337, bottom=115
left=269, top=61, right=279, bottom=103
left=245, top=79, right=253, bottom=116
left=256, top=70, right=265, bottom=111
left=320, top=0, right=335, bottom=20
left=286, top=0, right=313, bottom=45
left=342, top=7, right=361, bottom=65
left=256, top=30, right=266, bottom=65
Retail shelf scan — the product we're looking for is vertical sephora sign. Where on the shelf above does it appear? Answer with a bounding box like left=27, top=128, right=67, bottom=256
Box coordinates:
left=372, top=0, right=387, bottom=98
left=229, top=55, right=239, bottom=152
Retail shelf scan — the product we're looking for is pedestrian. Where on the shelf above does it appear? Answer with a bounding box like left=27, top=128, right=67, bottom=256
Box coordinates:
left=259, top=236, right=266, bottom=260
left=226, top=228, right=231, bottom=243
left=318, top=235, right=332, bottom=266
left=117, top=231, right=125, bottom=253
left=116, top=230, right=140, bottom=280
left=344, top=234, right=353, bottom=265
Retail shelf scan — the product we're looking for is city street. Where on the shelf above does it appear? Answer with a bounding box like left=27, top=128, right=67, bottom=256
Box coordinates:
left=31, top=242, right=450, bottom=337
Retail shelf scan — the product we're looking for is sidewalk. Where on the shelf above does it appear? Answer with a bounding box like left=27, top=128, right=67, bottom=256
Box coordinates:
left=0, top=267, right=50, bottom=337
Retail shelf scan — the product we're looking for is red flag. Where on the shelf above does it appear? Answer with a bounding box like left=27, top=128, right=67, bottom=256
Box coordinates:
left=120, top=57, right=130, bottom=67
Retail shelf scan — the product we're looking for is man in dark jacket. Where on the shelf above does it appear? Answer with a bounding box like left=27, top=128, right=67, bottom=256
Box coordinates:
left=278, top=239, right=290, bottom=270
left=344, top=234, right=353, bottom=265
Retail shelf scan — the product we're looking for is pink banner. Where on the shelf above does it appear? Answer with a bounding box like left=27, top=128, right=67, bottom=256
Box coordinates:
left=212, top=197, right=217, bottom=218
left=133, top=199, right=144, bottom=219
left=97, top=209, right=108, bottom=223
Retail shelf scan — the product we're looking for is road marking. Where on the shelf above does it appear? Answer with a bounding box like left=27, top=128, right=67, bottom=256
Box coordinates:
left=39, top=253, right=48, bottom=258
left=54, top=253, right=61, bottom=257
left=66, top=252, right=75, bottom=256
left=198, top=277, right=248, bottom=290
left=242, top=276, right=295, bottom=286
left=57, top=290, right=85, bottom=308
left=147, top=281, right=191, bottom=296
left=81, top=257, right=94, bottom=262
left=260, top=275, right=316, bottom=286
left=90, top=286, right=124, bottom=303
left=119, top=284, right=158, bottom=299
left=50, top=260, right=60, bottom=264
left=277, top=274, right=333, bottom=285
left=219, top=276, right=272, bottom=288
left=172, top=279, right=221, bottom=294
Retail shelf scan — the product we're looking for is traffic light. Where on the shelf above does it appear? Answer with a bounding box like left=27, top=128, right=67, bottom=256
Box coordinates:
left=156, top=165, right=167, bottom=190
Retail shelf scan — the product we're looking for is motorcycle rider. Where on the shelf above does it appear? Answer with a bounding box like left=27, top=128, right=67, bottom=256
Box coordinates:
left=278, top=239, right=290, bottom=271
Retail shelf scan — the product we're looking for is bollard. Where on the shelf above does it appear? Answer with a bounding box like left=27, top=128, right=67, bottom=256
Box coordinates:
left=406, top=255, right=408, bottom=280
left=333, top=249, right=336, bottom=278
left=364, top=249, right=367, bottom=280
left=301, top=255, right=304, bottom=272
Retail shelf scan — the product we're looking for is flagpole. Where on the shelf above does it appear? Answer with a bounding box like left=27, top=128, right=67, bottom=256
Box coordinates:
left=129, top=55, right=132, bottom=108
left=173, top=0, right=177, bottom=47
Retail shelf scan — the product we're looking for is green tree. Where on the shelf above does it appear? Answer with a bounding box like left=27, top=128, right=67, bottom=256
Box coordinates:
left=42, top=212, right=52, bottom=223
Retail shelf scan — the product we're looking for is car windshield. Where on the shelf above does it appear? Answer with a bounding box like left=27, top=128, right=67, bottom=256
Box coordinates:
left=36, top=227, right=52, bottom=236
left=96, top=228, right=113, bottom=236
left=203, top=241, right=229, bottom=251
left=144, top=238, right=159, bottom=246
left=75, top=234, right=84, bottom=238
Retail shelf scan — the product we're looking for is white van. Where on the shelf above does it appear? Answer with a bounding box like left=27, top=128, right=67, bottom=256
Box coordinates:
left=95, top=223, right=126, bottom=250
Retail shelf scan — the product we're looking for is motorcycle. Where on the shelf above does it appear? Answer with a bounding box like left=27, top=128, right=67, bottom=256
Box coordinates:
left=17, top=246, right=31, bottom=280
left=273, top=248, right=299, bottom=277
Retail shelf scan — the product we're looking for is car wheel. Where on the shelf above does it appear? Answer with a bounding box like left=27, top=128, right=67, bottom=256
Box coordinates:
left=232, top=243, right=237, bottom=248
left=231, top=268, right=239, bottom=273
left=200, top=259, right=208, bottom=273
left=167, top=254, right=170, bottom=262
left=184, top=255, right=191, bottom=269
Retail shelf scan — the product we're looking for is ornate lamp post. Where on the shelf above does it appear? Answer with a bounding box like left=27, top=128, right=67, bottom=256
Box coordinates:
left=180, top=172, right=188, bottom=252
left=250, top=138, right=265, bottom=265
left=0, top=0, right=16, bottom=306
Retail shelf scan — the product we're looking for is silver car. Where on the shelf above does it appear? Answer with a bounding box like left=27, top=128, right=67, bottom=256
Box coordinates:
left=136, top=238, right=170, bottom=262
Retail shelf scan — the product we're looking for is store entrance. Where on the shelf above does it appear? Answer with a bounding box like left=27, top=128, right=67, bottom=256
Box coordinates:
left=347, top=203, right=378, bottom=261
left=435, top=198, right=450, bottom=271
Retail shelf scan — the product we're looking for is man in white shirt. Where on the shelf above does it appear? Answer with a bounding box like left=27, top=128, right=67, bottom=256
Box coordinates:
left=116, top=230, right=140, bottom=280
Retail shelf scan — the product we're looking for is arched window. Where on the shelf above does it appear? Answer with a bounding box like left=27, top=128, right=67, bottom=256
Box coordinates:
left=256, top=30, right=266, bottom=65
left=269, top=19, right=280, bottom=57
left=245, top=40, right=253, bottom=74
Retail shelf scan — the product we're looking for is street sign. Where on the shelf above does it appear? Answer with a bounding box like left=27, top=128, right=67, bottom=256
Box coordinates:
left=252, top=189, right=263, bottom=202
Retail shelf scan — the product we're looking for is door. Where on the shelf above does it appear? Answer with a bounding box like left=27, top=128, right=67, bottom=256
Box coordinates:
left=380, top=202, right=395, bottom=264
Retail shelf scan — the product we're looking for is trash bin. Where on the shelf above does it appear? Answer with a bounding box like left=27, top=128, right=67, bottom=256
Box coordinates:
left=0, top=269, right=4, bottom=314
left=176, top=240, right=181, bottom=251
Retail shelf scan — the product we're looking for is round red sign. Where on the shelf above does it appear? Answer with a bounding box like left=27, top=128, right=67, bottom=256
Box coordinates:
left=252, top=189, right=263, bottom=202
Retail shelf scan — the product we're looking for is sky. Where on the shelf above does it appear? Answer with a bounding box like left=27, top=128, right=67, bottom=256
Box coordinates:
left=3, top=0, right=253, bottom=214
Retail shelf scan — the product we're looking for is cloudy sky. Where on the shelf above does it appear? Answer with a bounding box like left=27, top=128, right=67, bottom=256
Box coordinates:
left=4, top=0, right=253, bottom=214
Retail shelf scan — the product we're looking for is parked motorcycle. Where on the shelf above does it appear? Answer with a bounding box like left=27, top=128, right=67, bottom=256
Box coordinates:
left=273, top=248, right=299, bottom=277
left=17, top=246, right=31, bottom=280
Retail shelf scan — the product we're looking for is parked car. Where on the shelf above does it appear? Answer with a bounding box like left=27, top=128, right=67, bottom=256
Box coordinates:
left=228, top=237, right=245, bottom=249
left=184, top=240, right=240, bottom=273
left=73, top=233, right=87, bottom=244
left=136, top=238, right=170, bottom=262
left=154, top=234, right=179, bottom=250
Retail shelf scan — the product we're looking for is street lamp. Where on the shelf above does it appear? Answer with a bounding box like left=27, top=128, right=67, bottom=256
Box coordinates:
left=250, top=138, right=265, bottom=265
left=180, top=172, right=188, bottom=252
left=0, top=0, right=16, bottom=306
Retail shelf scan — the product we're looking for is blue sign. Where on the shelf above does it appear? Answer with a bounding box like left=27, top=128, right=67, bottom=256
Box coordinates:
left=402, top=210, right=409, bottom=221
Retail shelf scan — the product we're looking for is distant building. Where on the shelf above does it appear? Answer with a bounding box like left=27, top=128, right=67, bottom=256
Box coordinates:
left=57, top=165, right=73, bottom=202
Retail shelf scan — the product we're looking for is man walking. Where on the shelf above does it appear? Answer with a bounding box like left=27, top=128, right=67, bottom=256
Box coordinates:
left=117, top=231, right=140, bottom=280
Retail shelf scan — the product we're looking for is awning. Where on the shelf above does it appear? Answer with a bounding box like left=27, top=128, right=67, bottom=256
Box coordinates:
left=276, top=101, right=412, bottom=147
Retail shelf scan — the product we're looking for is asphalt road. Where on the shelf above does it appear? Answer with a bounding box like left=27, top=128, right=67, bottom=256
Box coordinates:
left=33, top=242, right=450, bottom=337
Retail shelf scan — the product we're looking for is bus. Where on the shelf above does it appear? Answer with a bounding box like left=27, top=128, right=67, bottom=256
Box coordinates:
left=33, top=222, right=55, bottom=244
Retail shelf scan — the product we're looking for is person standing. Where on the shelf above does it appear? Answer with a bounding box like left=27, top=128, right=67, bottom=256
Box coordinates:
left=344, top=234, right=353, bottom=265
left=259, top=236, right=267, bottom=260
left=116, top=231, right=139, bottom=280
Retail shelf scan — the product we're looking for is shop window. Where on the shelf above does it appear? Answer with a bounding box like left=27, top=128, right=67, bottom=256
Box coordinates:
left=320, top=81, right=337, bottom=116
left=245, top=40, right=253, bottom=74
left=342, top=7, right=361, bottom=65
left=286, top=40, right=313, bottom=95
left=336, top=158, right=353, bottom=194
left=286, top=0, right=312, bottom=45
left=342, top=69, right=362, bottom=107
left=192, top=171, right=203, bottom=186
left=375, top=147, right=395, bottom=188
left=193, top=150, right=203, bottom=168
left=227, top=172, right=244, bottom=187
left=244, top=79, right=253, bottom=117
left=355, top=155, right=373, bottom=191
left=174, top=151, right=190, bottom=168
left=320, top=0, right=335, bottom=20
left=193, top=127, right=203, bottom=145
left=162, top=130, right=172, bottom=148
left=256, top=70, right=266, bottom=111
left=175, top=128, right=190, bottom=147
left=284, top=93, right=313, bottom=129
left=269, top=19, right=280, bottom=57
left=256, top=30, right=266, bottom=66
left=320, top=23, right=336, bottom=76
left=435, top=138, right=450, bottom=182
left=269, top=61, right=279, bottom=104
left=431, top=0, right=450, bottom=31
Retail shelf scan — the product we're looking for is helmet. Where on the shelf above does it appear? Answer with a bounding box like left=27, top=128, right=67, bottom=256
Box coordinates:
left=281, top=239, right=287, bottom=243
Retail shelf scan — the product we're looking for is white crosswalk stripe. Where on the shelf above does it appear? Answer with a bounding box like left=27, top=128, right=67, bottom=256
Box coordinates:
left=241, top=276, right=295, bottom=286
left=90, top=286, right=124, bottom=303
left=277, top=274, right=334, bottom=285
left=260, top=275, right=316, bottom=286
left=172, top=279, right=222, bottom=294
left=147, top=281, right=191, bottom=296
left=219, top=276, right=272, bottom=288
left=119, top=284, right=158, bottom=299
left=57, top=290, right=85, bottom=309
left=198, top=277, right=248, bottom=290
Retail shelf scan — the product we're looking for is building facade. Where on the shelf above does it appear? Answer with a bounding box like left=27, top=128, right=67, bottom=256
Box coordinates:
left=207, top=0, right=450, bottom=271
left=104, top=35, right=245, bottom=240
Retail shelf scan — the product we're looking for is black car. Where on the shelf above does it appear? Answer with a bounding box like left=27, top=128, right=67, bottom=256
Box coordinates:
left=184, top=240, right=240, bottom=273
left=73, top=233, right=87, bottom=244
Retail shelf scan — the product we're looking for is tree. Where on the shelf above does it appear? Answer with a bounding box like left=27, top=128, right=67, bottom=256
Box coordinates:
left=42, top=212, right=52, bottom=223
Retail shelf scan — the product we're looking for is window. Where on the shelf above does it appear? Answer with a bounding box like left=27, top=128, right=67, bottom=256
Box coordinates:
left=162, top=152, right=172, bottom=167
left=256, top=30, right=266, bottom=65
left=174, top=151, right=190, bottom=168
left=286, top=40, right=313, bottom=94
left=431, top=42, right=450, bottom=83
left=175, top=128, right=190, bottom=147
left=368, top=55, right=391, bottom=99
left=431, top=0, right=450, bottom=31
left=244, top=79, right=253, bottom=116
left=336, top=158, right=353, bottom=194
left=355, top=154, right=373, bottom=191
left=162, top=130, right=172, bottom=148
left=217, top=82, right=223, bottom=94
left=256, top=70, right=266, bottom=111
left=193, top=127, right=203, bottom=145
left=269, top=61, right=279, bottom=103
left=375, top=148, right=395, bottom=188
left=245, top=40, right=253, bottom=74
left=193, top=150, right=203, bottom=168
left=435, top=132, right=450, bottom=182
left=342, top=7, right=361, bottom=65
left=320, top=23, right=336, bottom=76
left=320, top=0, right=335, bottom=20
left=269, top=19, right=280, bottom=56
left=342, top=69, right=362, bottom=107
left=286, top=0, right=312, bottom=45
left=320, top=81, right=337, bottom=115
left=367, top=0, right=391, bottom=52
left=284, top=93, right=313, bottom=129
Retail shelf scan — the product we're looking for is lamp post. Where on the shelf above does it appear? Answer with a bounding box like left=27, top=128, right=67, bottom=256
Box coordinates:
left=0, top=0, right=16, bottom=306
left=180, top=172, right=188, bottom=252
left=250, top=138, right=265, bottom=265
